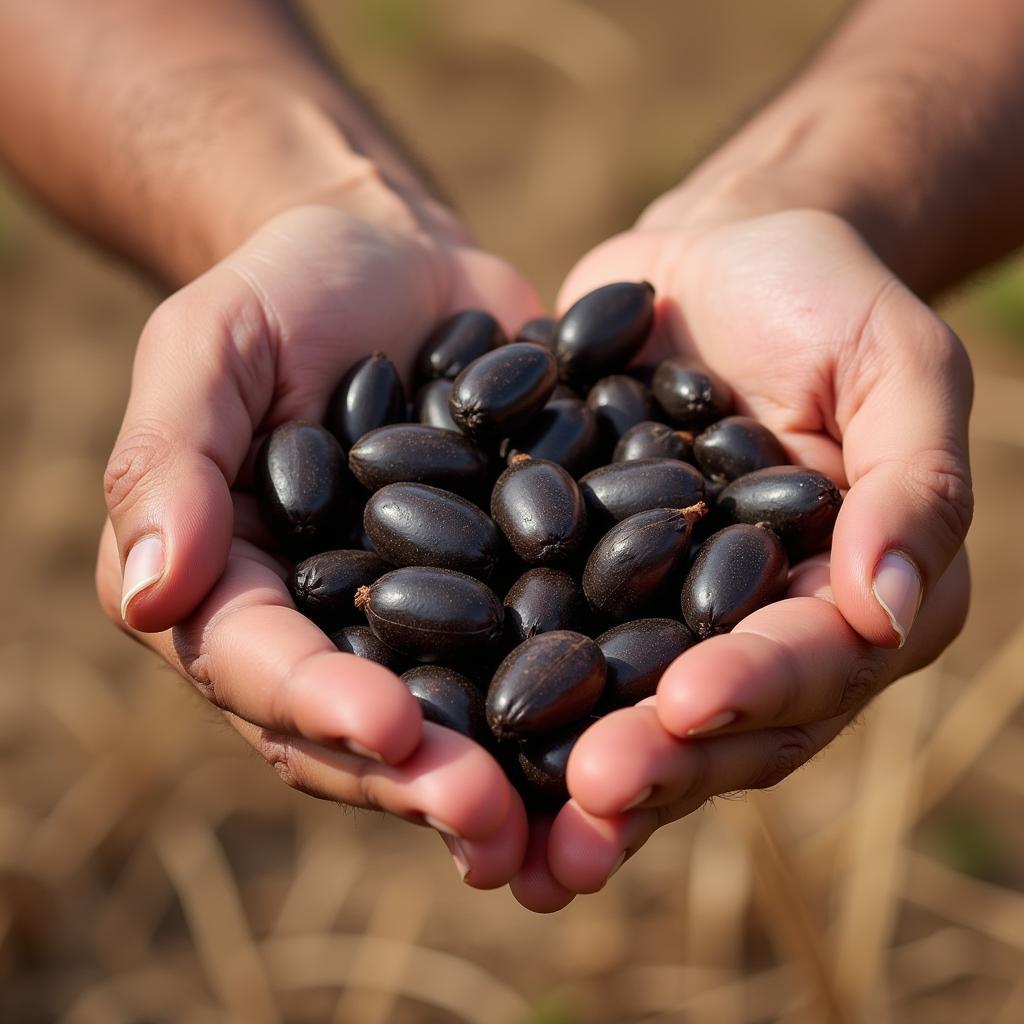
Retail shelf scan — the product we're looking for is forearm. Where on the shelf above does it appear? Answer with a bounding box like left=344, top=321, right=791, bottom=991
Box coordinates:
left=0, top=0, right=452, bottom=284
left=644, top=0, right=1024, bottom=297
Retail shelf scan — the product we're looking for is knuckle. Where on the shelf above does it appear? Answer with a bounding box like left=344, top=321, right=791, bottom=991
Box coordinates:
left=752, top=726, right=819, bottom=790
left=906, top=449, right=974, bottom=551
left=103, top=427, right=171, bottom=518
left=836, top=657, right=886, bottom=716
left=262, top=733, right=316, bottom=797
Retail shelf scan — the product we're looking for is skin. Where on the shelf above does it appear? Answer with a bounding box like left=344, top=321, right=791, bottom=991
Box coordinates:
left=3, top=0, right=1021, bottom=909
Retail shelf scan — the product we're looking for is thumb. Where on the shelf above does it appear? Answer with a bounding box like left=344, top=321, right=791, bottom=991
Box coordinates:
left=830, top=284, right=974, bottom=648
left=105, top=271, right=268, bottom=632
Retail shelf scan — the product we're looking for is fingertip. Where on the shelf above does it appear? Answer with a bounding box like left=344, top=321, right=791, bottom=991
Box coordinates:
left=508, top=815, right=576, bottom=913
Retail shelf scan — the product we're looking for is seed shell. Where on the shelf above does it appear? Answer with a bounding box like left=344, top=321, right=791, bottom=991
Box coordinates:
left=501, top=397, right=600, bottom=477
left=652, top=359, right=733, bottom=428
left=596, top=617, right=694, bottom=707
left=417, top=309, right=506, bottom=383
left=289, top=549, right=389, bottom=629
left=400, top=665, right=489, bottom=744
left=586, top=374, right=654, bottom=446
left=330, top=624, right=407, bottom=672
left=580, top=458, right=706, bottom=529
left=503, top=567, right=585, bottom=645
left=326, top=352, right=406, bottom=449
left=693, top=416, right=788, bottom=482
left=613, top=420, right=694, bottom=463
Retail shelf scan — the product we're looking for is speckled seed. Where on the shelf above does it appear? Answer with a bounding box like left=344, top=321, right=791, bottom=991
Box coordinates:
left=652, top=359, right=733, bottom=428
left=289, top=549, right=389, bottom=630
left=486, top=630, right=605, bottom=740
left=515, top=315, right=558, bottom=348
left=586, top=374, right=654, bottom=446
left=716, top=465, right=842, bottom=559
left=501, top=398, right=600, bottom=477
left=356, top=567, right=504, bottom=661
left=681, top=524, right=789, bottom=638
left=596, top=618, right=694, bottom=707
left=491, top=456, right=588, bottom=564
left=348, top=424, right=488, bottom=497
left=449, top=343, right=558, bottom=442
left=613, top=421, right=694, bottom=463
left=554, top=281, right=655, bottom=384
left=413, top=379, right=459, bottom=432
left=583, top=504, right=706, bottom=621
left=693, top=416, right=788, bottom=482
left=579, top=458, right=706, bottom=530
left=363, top=482, right=501, bottom=578
left=254, top=421, right=351, bottom=556
left=416, top=309, right=506, bottom=383
left=400, top=666, right=489, bottom=744
left=326, top=352, right=406, bottom=449
left=517, top=720, right=592, bottom=803
left=503, top=567, right=585, bottom=645
left=330, top=624, right=406, bottom=672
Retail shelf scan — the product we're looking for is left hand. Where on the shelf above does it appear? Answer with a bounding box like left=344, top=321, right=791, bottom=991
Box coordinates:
left=510, top=208, right=973, bottom=912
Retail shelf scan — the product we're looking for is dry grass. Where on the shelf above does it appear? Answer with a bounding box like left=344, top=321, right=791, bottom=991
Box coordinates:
left=1, top=2, right=1022, bottom=1022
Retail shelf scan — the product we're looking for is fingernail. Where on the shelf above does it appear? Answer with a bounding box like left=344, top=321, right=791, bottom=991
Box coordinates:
left=440, top=833, right=471, bottom=882
left=120, top=535, right=165, bottom=621
left=607, top=851, right=627, bottom=880
left=687, top=710, right=737, bottom=737
left=623, top=785, right=653, bottom=811
left=342, top=739, right=383, bottom=762
left=872, top=551, right=922, bottom=648
left=424, top=814, right=463, bottom=839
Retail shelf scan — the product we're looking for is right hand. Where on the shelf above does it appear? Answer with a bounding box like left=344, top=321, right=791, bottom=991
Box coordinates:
left=95, top=199, right=543, bottom=888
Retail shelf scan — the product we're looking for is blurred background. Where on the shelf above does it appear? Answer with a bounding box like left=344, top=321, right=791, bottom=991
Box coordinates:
left=2, top=1, right=1023, bottom=1021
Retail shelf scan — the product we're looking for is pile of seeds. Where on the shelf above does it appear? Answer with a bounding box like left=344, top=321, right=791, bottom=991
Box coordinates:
left=255, top=282, right=842, bottom=806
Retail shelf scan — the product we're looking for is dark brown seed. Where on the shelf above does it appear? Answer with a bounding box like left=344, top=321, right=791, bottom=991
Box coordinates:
left=491, top=457, right=588, bottom=564
left=681, top=524, right=789, bottom=638
left=417, top=309, right=506, bottom=383
left=449, top=343, right=558, bottom=442
left=289, top=549, right=389, bottom=629
left=501, top=398, right=600, bottom=477
left=580, top=458, right=706, bottom=530
left=330, top=624, right=406, bottom=672
left=255, top=421, right=351, bottom=556
left=596, top=618, right=694, bottom=708
left=693, top=416, right=788, bottom=482
left=356, top=567, right=504, bottom=661
left=554, top=281, right=655, bottom=384
left=586, top=374, right=654, bottom=446
left=486, top=630, right=605, bottom=740
left=716, top=465, right=842, bottom=559
left=413, top=379, right=459, bottom=432
left=400, top=666, right=489, bottom=744
left=613, top=420, right=694, bottom=463
left=516, top=315, right=558, bottom=348
left=652, top=359, right=733, bottom=428
left=363, top=482, right=501, bottom=578
left=326, top=353, right=406, bottom=449
left=504, top=568, right=584, bottom=645
left=517, top=720, right=592, bottom=803
left=348, top=424, right=488, bottom=498
left=583, top=505, right=706, bottom=621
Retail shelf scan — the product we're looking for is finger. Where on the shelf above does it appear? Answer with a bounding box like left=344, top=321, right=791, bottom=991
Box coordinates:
left=567, top=704, right=849, bottom=821
left=436, top=791, right=530, bottom=890
left=508, top=815, right=576, bottom=914
left=232, top=718, right=512, bottom=844
left=105, top=268, right=271, bottom=633
left=831, top=283, right=973, bottom=648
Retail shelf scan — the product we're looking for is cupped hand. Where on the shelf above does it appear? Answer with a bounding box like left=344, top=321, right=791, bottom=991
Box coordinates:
left=510, top=209, right=973, bottom=910
left=95, top=201, right=543, bottom=888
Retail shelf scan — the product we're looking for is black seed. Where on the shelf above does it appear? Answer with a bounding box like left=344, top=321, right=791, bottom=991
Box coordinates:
left=716, top=465, right=842, bottom=559
left=486, top=630, right=605, bottom=740
left=586, top=374, right=654, bottom=447
left=400, top=665, right=489, bottom=744
left=652, top=359, right=732, bottom=428
left=348, top=424, right=488, bottom=498
left=417, top=309, right=506, bottom=383
left=289, top=549, right=389, bottom=629
left=501, top=398, right=600, bottom=478
left=681, top=524, right=789, bottom=638
left=330, top=624, right=407, bottom=672
left=583, top=505, right=706, bottom=622
left=596, top=618, right=694, bottom=708
left=357, top=567, right=504, bottom=661
left=449, top=343, right=558, bottom=442
left=504, top=567, right=585, bottom=645
left=517, top=720, right=592, bottom=803
left=613, top=420, right=694, bottom=463
left=254, top=421, right=351, bottom=556
left=554, top=281, right=655, bottom=384
left=693, top=416, right=788, bottom=482
left=413, top=379, right=459, bottom=432
left=516, top=315, right=558, bottom=348
left=580, top=458, right=706, bottom=530
left=491, top=456, right=588, bottom=564
left=326, top=353, right=406, bottom=449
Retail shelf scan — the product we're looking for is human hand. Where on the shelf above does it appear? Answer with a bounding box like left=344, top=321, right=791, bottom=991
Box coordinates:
left=510, top=208, right=973, bottom=911
left=95, top=200, right=543, bottom=888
